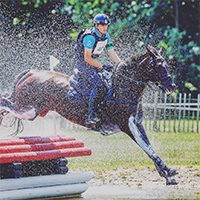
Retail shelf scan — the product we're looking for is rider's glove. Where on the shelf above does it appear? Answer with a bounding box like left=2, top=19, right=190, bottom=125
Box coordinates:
left=102, top=64, right=113, bottom=72
left=101, top=70, right=112, bottom=80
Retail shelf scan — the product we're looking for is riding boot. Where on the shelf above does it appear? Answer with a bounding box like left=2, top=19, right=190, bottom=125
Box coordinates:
left=85, top=112, right=100, bottom=125
left=85, top=87, right=100, bottom=125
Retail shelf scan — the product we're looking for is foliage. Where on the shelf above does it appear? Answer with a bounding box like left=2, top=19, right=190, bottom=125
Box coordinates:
left=1, top=0, right=199, bottom=94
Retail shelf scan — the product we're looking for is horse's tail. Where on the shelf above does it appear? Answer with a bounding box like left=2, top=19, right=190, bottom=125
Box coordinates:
left=14, top=69, right=31, bottom=86
left=8, top=69, right=32, bottom=101
left=0, top=108, right=24, bottom=136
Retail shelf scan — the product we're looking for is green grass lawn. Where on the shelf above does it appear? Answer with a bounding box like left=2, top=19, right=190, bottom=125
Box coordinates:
left=65, top=128, right=200, bottom=172
left=1, top=117, right=199, bottom=172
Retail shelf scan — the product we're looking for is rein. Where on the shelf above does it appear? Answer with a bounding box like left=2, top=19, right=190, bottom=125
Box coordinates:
left=109, top=62, right=148, bottom=106
left=113, top=60, right=149, bottom=87
left=110, top=54, right=165, bottom=106
left=113, top=54, right=168, bottom=91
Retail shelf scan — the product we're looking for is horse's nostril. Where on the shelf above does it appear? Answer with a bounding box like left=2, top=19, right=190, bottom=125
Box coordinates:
left=155, top=82, right=159, bottom=86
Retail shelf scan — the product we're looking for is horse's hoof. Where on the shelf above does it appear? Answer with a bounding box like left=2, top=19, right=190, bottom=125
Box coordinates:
left=166, top=178, right=178, bottom=185
left=167, top=168, right=178, bottom=177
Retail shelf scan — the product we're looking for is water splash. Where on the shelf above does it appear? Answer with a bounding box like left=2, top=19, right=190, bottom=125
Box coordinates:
left=0, top=6, right=175, bottom=131
left=0, top=9, right=76, bottom=93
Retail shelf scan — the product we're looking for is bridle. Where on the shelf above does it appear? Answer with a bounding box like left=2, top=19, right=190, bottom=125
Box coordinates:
left=113, top=54, right=166, bottom=87
left=148, top=56, right=176, bottom=94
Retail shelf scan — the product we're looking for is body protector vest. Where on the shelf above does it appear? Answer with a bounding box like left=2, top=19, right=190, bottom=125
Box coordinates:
left=68, top=29, right=109, bottom=100
left=76, top=28, right=108, bottom=62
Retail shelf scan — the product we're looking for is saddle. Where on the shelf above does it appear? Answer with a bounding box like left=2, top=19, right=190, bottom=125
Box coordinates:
left=67, top=69, right=113, bottom=101
left=67, top=72, right=121, bottom=136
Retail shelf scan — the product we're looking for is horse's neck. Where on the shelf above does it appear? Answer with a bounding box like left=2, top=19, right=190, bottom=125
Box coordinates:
left=130, top=54, right=150, bottom=81
left=113, top=71, right=146, bottom=103
left=113, top=54, right=150, bottom=102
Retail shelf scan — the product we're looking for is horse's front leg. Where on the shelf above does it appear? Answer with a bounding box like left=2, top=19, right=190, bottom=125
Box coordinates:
left=128, top=114, right=178, bottom=185
left=136, top=120, right=178, bottom=178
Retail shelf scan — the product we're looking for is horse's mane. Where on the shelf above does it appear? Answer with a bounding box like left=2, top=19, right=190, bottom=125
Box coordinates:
left=126, top=51, right=149, bottom=67
left=115, top=50, right=150, bottom=77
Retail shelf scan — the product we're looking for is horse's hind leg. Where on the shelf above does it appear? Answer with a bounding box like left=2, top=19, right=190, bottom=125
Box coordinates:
left=0, top=97, right=37, bottom=120
left=127, top=115, right=178, bottom=185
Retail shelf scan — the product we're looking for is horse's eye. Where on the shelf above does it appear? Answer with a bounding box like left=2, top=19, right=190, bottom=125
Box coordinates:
left=156, top=58, right=164, bottom=66
left=150, top=58, right=155, bottom=65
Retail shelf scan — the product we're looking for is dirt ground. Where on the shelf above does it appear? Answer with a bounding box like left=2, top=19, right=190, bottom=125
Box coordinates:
left=82, top=166, right=200, bottom=199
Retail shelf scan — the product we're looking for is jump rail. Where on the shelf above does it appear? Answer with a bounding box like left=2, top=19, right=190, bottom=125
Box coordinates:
left=0, top=135, right=93, bottom=200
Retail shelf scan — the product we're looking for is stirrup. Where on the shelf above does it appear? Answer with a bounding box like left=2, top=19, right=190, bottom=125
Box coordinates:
left=85, top=113, right=100, bottom=125
left=99, top=123, right=121, bottom=136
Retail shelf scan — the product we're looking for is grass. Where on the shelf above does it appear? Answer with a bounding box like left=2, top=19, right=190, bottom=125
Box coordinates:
left=1, top=116, right=199, bottom=172
left=64, top=128, right=200, bottom=172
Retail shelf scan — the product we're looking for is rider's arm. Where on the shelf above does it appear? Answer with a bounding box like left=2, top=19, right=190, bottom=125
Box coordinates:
left=84, top=49, right=103, bottom=69
left=107, top=49, right=122, bottom=65
left=83, top=35, right=103, bottom=69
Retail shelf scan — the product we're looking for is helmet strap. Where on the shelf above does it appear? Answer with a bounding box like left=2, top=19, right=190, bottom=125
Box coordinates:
left=97, top=28, right=104, bottom=35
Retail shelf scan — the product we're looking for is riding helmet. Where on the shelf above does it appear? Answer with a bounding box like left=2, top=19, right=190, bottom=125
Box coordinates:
left=94, top=14, right=111, bottom=26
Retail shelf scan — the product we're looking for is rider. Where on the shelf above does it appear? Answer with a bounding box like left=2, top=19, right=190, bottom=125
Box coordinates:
left=72, top=13, right=123, bottom=125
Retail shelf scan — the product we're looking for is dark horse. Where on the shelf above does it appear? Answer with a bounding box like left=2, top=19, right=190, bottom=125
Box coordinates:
left=0, top=45, right=177, bottom=185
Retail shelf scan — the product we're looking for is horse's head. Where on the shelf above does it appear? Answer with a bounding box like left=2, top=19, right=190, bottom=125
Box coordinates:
left=145, top=45, right=176, bottom=95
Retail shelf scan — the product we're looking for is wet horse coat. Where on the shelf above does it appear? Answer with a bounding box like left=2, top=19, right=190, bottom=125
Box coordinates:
left=0, top=46, right=177, bottom=185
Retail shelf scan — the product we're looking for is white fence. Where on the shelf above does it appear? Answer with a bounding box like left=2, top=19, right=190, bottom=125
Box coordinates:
left=143, top=92, right=200, bottom=133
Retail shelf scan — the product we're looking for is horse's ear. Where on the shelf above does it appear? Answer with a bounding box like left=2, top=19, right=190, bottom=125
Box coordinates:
left=159, top=47, right=164, bottom=55
left=146, top=45, right=157, bottom=58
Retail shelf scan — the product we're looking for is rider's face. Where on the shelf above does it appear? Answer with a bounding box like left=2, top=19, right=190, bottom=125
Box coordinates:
left=96, top=24, right=108, bottom=35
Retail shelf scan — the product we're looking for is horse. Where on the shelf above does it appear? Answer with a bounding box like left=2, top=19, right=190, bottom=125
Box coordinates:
left=0, top=45, right=177, bottom=185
